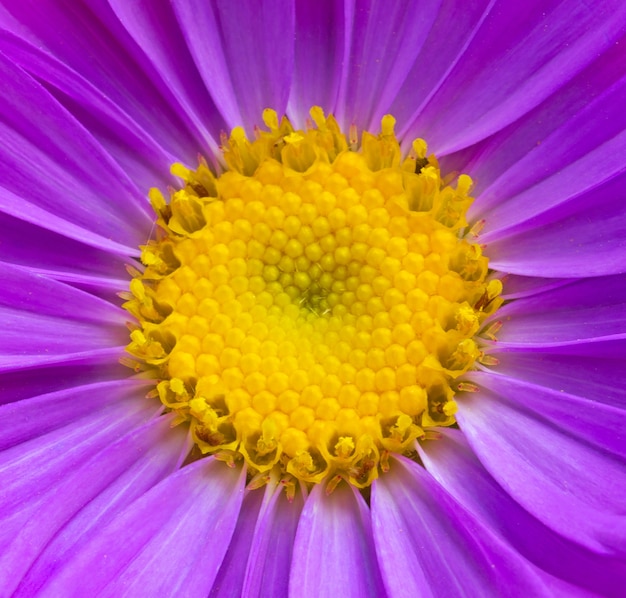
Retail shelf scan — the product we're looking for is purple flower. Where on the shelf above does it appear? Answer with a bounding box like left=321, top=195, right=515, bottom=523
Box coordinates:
left=1, top=1, right=625, bottom=596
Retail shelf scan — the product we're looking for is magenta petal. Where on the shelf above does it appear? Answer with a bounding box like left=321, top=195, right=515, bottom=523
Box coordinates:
left=492, top=275, right=626, bottom=347
left=0, top=379, right=151, bottom=449
left=486, top=343, right=626, bottom=408
left=0, top=391, right=156, bottom=596
left=194, top=0, right=294, bottom=130
left=0, top=52, right=152, bottom=245
left=0, top=264, right=126, bottom=371
left=209, top=489, right=264, bottom=597
left=290, top=482, right=385, bottom=598
left=15, top=417, right=186, bottom=596
left=411, top=0, right=626, bottom=153
left=242, top=482, right=305, bottom=597
left=456, top=382, right=626, bottom=555
left=371, top=456, right=550, bottom=597
left=288, top=0, right=346, bottom=125
left=418, top=429, right=626, bottom=596
left=106, top=0, right=221, bottom=152
left=335, top=0, right=441, bottom=131
left=38, top=460, right=246, bottom=597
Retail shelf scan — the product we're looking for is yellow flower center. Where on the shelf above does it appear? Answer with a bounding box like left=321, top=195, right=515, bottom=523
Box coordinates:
left=123, top=107, right=502, bottom=488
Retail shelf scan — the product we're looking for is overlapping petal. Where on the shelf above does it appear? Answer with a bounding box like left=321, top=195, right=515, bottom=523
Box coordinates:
left=371, top=456, right=551, bottom=597
left=0, top=386, right=161, bottom=595
left=15, top=415, right=187, bottom=596
left=489, top=274, right=626, bottom=347
left=242, top=482, right=304, bottom=597
left=457, top=378, right=626, bottom=555
left=419, top=429, right=626, bottom=596
left=0, top=51, right=152, bottom=247
left=209, top=489, right=265, bottom=597
left=35, top=459, right=246, bottom=597
left=0, top=29, right=186, bottom=192
left=0, top=263, right=126, bottom=372
left=0, top=0, right=203, bottom=164
left=408, top=0, right=626, bottom=153
left=288, top=0, right=347, bottom=125
left=488, top=340, right=626, bottom=408
left=290, top=483, right=385, bottom=597
left=332, top=0, right=441, bottom=131
left=172, top=0, right=294, bottom=132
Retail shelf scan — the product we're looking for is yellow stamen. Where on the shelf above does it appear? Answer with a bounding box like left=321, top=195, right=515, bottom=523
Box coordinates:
left=123, top=107, right=502, bottom=486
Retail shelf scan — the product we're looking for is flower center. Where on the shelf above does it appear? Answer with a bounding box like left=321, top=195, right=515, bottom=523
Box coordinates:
left=123, top=108, right=502, bottom=488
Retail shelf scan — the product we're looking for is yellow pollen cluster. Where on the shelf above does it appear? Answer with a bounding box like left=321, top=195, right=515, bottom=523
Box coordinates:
left=124, top=107, right=502, bottom=487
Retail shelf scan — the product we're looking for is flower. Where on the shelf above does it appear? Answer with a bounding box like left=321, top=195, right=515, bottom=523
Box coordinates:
left=1, top=1, right=625, bottom=596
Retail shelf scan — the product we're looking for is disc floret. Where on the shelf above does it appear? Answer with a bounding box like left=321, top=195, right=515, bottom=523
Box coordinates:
left=124, top=108, right=502, bottom=487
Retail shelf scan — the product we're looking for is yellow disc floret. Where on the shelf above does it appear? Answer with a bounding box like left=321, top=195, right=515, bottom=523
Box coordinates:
left=124, top=108, right=502, bottom=487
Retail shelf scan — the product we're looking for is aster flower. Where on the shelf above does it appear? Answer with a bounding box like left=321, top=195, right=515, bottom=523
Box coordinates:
left=1, top=0, right=625, bottom=596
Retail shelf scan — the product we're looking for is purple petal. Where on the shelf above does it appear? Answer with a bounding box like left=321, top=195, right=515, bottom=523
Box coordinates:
left=471, top=370, right=626, bottom=459
left=15, top=416, right=187, bottom=596
left=491, top=275, right=626, bottom=346
left=409, top=0, right=626, bottom=153
left=479, top=95, right=626, bottom=239
left=0, top=186, right=138, bottom=259
left=485, top=170, right=626, bottom=277
left=175, top=0, right=294, bottom=131
left=500, top=275, right=573, bottom=300
left=0, top=52, right=152, bottom=246
left=0, top=378, right=152, bottom=450
left=288, top=0, right=346, bottom=125
left=0, top=207, right=130, bottom=290
left=37, top=459, right=246, bottom=597
left=0, top=264, right=126, bottom=370
left=458, top=37, right=626, bottom=214
left=0, top=390, right=153, bottom=514
left=372, top=456, right=552, bottom=597
left=456, top=383, right=626, bottom=555
left=0, top=29, right=187, bottom=191
left=106, top=0, right=222, bottom=153
left=242, top=481, right=305, bottom=597
left=290, top=482, right=385, bottom=598
left=0, top=0, right=204, bottom=160
left=484, top=342, right=626, bottom=408
left=0, top=347, right=126, bottom=376
left=0, top=352, right=126, bottom=407
left=170, top=0, right=243, bottom=129
left=391, top=0, right=493, bottom=141
left=419, top=429, right=626, bottom=596
left=334, top=0, right=441, bottom=131
left=0, top=261, right=125, bottom=323
left=0, top=389, right=157, bottom=596
left=209, top=489, right=264, bottom=597
left=490, top=335, right=624, bottom=358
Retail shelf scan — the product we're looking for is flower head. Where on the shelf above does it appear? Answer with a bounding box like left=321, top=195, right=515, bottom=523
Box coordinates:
left=1, top=1, right=625, bottom=596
